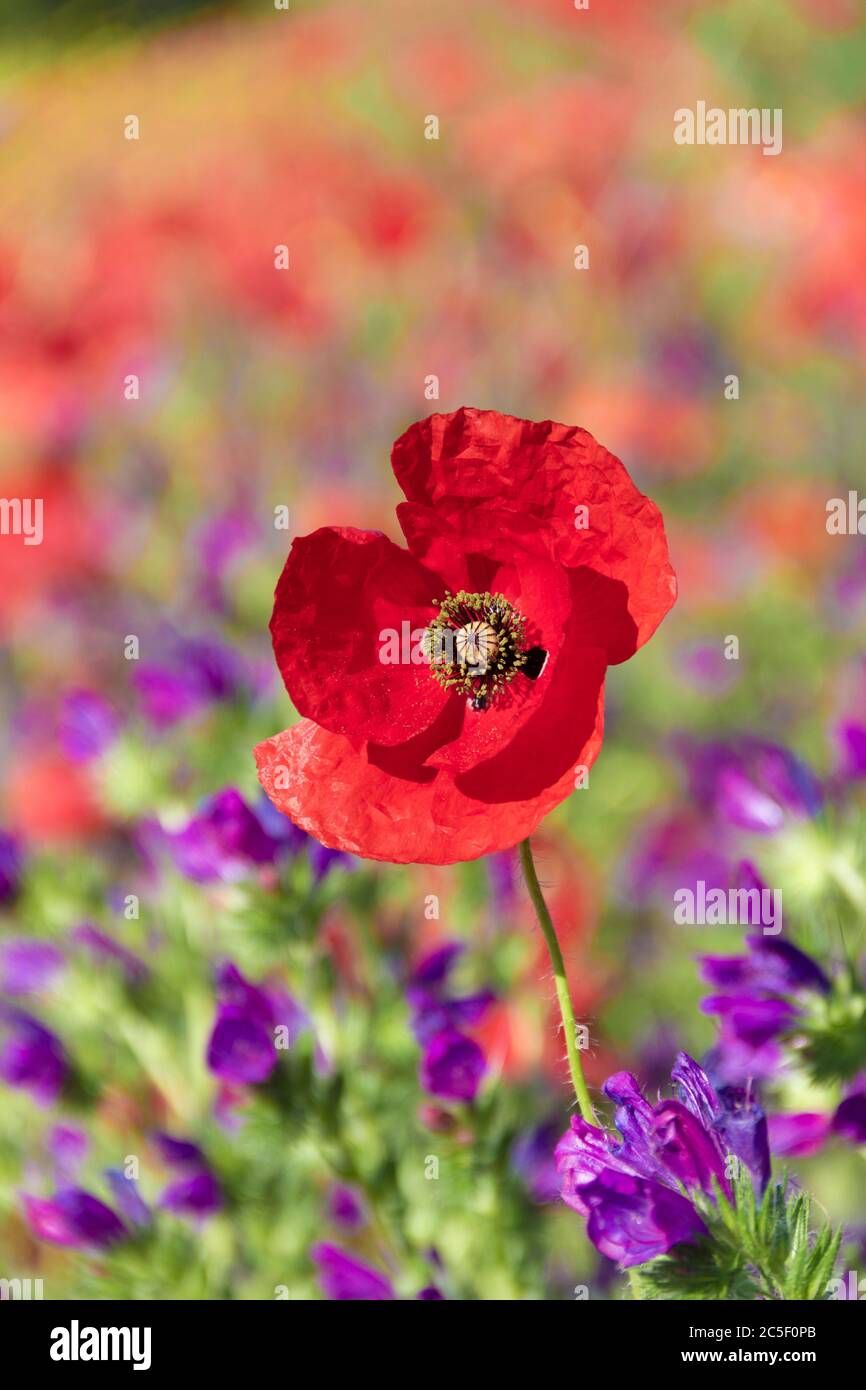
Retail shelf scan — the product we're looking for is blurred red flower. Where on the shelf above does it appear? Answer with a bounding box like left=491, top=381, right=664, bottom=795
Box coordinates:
left=256, top=407, right=675, bottom=863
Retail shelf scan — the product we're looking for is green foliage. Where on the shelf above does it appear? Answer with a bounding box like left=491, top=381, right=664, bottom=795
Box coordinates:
left=639, top=1167, right=842, bottom=1302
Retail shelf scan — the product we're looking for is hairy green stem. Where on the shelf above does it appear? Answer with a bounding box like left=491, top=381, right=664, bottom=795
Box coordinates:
left=519, top=837, right=595, bottom=1125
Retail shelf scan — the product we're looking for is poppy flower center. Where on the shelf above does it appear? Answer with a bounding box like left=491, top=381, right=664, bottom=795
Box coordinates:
left=426, top=590, right=543, bottom=711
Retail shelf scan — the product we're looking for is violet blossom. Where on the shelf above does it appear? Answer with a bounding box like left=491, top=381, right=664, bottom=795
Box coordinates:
left=556, top=1053, right=770, bottom=1268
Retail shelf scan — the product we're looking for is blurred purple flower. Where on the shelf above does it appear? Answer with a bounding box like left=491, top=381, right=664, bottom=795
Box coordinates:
left=0, top=939, right=64, bottom=996
left=0, top=1008, right=67, bottom=1105
left=768, top=1085, right=866, bottom=1159
left=512, top=1120, right=562, bottom=1204
left=698, top=935, right=829, bottom=1084
left=254, top=795, right=353, bottom=881
left=47, top=1125, right=88, bottom=1182
left=133, top=636, right=251, bottom=728
left=206, top=960, right=306, bottom=1086
left=327, top=1184, right=366, bottom=1230
left=420, top=1028, right=486, bottom=1103
left=407, top=942, right=495, bottom=1045
left=160, top=1170, right=223, bottom=1218
left=833, top=1092, right=866, bottom=1145
left=556, top=1053, right=770, bottom=1268
left=57, top=689, right=118, bottom=764
left=626, top=812, right=732, bottom=907
left=835, top=721, right=866, bottom=781
left=194, top=508, right=259, bottom=613
left=160, top=788, right=285, bottom=884
left=768, top=1112, right=832, bottom=1158
left=105, top=1170, right=151, bottom=1227
left=152, top=1132, right=206, bottom=1168
left=677, top=642, right=740, bottom=695
left=0, top=831, right=22, bottom=906
left=22, top=1188, right=126, bottom=1250
left=685, top=737, right=822, bottom=835
left=312, top=1242, right=395, bottom=1301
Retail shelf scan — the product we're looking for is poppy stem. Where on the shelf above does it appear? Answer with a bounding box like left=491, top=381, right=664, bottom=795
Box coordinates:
left=518, top=837, right=595, bottom=1125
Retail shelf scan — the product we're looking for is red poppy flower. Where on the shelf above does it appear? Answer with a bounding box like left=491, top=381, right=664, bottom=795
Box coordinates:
left=255, top=408, right=676, bottom=864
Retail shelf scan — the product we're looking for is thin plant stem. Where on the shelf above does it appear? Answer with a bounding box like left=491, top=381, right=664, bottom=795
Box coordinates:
left=518, top=837, right=595, bottom=1125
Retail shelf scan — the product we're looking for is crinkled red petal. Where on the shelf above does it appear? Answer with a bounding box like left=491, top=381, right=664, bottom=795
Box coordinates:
left=254, top=666, right=605, bottom=866
left=392, top=407, right=676, bottom=658
left=269, top=526, right=448, bottom=746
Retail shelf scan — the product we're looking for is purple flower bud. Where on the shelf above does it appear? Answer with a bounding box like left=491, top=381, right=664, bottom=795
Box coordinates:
left=420, top=1029, right=486, bottom=1103
left=207, top=1007, right=276, bottom=1085
left=327, top=1184, right=365, bottom=1230
left=0, top=1008, right=67, bottom=1106
left=152, top=1132, right=206, bottom=1168
left=311, top=1242, right=395, bottom=1300
left=160, top=1170, right=222, bottom=1218
left=23, top=1188, right=127, bottom=1250
left=701, top=994, right=800, bottom=1048
left=0, top=831, right=22, bottom=906
left=163, top=789, right=285, bottom=884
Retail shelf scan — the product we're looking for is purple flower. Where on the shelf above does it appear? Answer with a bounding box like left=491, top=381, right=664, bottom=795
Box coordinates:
left=328, top=1184, right=366, bottom=1230
left=575, top=1168, right=707, bottom=1268
left=160, top=788, right=285, bottom=884
left=556, top=1053, right=771, bottom=1268
left=308, top=841, right=354, bottom=882
left=832, top=1092, right=866, bottom=1145
left=47, top=1125, right=88, bottom=1182
left=0, top=939, right=64, bottom=996
left=311, top=1243, right=395, bottom=1300
left=512, top=1120, right=562, bottom=1204
left=626, top=812, right=733, bottom=908
left=0, top=831, right=22, bottom=906
left=768, top=1112, right=833, bottom=1158
left=206, top=960, right=306, bottom=1086
left=194, top=508, right=259, bottom=613
left=698, top=935, right=830, bottom=1084
left=152, top=1132, right=206, bottom=1168
left=133, top=637, right=250, bottom=728
left=685, top=737, right=822, bottom=835
left=835, top=722, right=866, bottom=781
left=420, top=1028, right=486, bottom=1103
left=160, top=1170, right=223, bottom=1218
left=406, top=942, right=495, bottom=1044
left=253, top=796, right=353, bottom=881
left=22, top=1188, right=127, bottom=1250
left=105, top=1171, right=151, bottom=1227
left=0, top=1008, right=67, bottom=1105
left=57, top=689, right=118, bottom=763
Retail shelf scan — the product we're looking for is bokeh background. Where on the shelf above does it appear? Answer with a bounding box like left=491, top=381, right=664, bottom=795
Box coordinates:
left=1, top=0, right=865, bottom=1299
